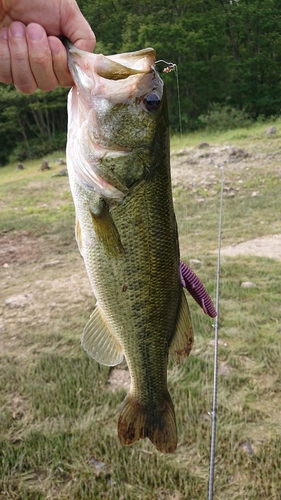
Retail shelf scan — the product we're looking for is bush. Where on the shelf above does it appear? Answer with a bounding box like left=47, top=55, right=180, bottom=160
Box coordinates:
left=13, top=133, right=67, bottom=161
left=198, top=103, right=253, bottom=131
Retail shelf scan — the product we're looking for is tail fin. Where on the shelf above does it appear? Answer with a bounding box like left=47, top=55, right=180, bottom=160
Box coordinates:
left=118, top=393, right=177, bottom=454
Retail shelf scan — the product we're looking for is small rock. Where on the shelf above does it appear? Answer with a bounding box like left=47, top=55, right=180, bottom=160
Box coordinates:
left=201, top=413, right=211, bottom=423
left=208, top=339, right=228, bottom=348
left=227, top=475, right=235, bottom=484
left=189, top=259, right=201, bottom=265
left=52, top=168, right=68, bottom=177
left=239, top=441, right=254, bottom=455
left=241, top=281, right=256, bottom=288
left=218, top=362, right=231, bottom=377
left=108, top=368, right=131, bottom=390
left=39, top=159, right=50, bottom=171
left=89, top=457, right=110, bottom=476
left=5, top=294, right=30, bottom=308
left=175, top=148, right=187, bottom=157
left=42, top=260, right=61, bottom=268
left=228, top=147, right=248, bottom=158
left=251, top=191, right=259, bottom=197
left=264, top=126, right=276, bottom=135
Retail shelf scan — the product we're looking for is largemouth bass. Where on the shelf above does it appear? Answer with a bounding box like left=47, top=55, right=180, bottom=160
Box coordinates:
left=65, top=42, right=215, bottom=454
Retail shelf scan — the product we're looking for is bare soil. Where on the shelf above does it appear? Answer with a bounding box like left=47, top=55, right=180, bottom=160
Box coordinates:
left=170, top=141, right=281, bottom=260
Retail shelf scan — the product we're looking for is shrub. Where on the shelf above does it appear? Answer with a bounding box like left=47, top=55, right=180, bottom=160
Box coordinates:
left=198, top=103, right=253, bottom=131
left=13, top=133, right=67, bottom=161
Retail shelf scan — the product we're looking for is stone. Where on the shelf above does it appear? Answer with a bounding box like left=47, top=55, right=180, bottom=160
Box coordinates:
left=228, top=147, right=248, bottom=158
left=189, top=258, right=201, bottom=265
left=239, top=441, right=254, bottom=455
left=5, top=294, right=30, bottom=308
left=218, top=362, right=231, bottom=377
left=241, top=281, right=256, bottom=288
left=39, top=159, right=50, bottom=171
left=108, top=368, right=131, bottom=390
left=264, top=126, right=276, bottom=135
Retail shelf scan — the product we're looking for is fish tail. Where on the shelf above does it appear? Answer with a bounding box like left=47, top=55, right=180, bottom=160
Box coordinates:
left=118, top=392, right=177, bottom=454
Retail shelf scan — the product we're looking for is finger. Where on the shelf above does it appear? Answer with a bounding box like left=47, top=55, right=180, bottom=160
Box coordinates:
left=8, top=22, right=37, bottom=94
left=26, top=23, right=58, bottom=92
left=48, top=36, right=73, bottom=88
left=61, top=0, right=96, bottom=53
left=0, top=28, right=12, bottom=84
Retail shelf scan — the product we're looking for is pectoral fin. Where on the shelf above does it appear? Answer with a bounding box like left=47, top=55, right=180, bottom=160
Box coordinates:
left=82, top=304, right=124, bottom=366
left=169, top=290, right=193, bottom=364
left=90, top=198, right=124, bottom=256
left=75, top=217, right=83, bottom=256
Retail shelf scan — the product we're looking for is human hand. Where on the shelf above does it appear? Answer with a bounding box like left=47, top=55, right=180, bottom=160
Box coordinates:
left=0, top=0, right=96, bottom=93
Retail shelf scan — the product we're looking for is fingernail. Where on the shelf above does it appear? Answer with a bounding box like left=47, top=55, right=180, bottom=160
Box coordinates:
left=10, top=22, right=25, bottom=38
left=48, top=38, right=60, bottom=55
left=27, top=23, right=44, bottom=41
left=0, top=27, right=8, bottom=40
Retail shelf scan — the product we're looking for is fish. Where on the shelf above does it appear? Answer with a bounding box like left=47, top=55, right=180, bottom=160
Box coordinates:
left=65, top=42, right=216, bottom=454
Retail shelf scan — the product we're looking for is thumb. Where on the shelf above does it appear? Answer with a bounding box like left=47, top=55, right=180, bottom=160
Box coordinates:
left=61, top=1, right=96, bottom=53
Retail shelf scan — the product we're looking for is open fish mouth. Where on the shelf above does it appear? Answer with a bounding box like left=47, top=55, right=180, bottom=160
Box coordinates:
left=64, top=39, right=156, bottom=84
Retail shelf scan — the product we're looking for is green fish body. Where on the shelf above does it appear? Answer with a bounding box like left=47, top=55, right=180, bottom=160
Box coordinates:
left=66, top=45, right=193, bottom=453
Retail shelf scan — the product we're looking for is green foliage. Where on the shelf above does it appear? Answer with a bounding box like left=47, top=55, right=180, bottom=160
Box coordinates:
left=0, top=85, right=68, bottom=166
left=199, top=104, right=253, bottom=131
left=77, top=0, right=281, bottom=130
left=13, top=133, right=66, bottom=161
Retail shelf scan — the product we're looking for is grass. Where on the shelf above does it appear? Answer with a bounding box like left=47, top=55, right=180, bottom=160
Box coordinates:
left=1, top=120, right=281, bottom=499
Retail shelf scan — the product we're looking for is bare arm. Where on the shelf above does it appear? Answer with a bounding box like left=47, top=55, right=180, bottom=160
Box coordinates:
left=0, top=0, right=95, bottom=92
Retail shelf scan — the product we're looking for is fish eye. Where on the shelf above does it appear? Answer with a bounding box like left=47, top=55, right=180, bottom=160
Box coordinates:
left=142, top=93, right=161, bottom=112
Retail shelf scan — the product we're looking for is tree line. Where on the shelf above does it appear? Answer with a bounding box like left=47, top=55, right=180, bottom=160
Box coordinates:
left=1, top=0, right=281, bottom=165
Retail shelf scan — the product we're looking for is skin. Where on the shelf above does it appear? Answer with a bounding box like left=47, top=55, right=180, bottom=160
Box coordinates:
left=0, top=0, right=96, bottom=93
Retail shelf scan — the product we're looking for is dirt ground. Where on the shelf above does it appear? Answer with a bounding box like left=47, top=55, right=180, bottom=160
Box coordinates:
left=170, top=141, right=281, bottom=260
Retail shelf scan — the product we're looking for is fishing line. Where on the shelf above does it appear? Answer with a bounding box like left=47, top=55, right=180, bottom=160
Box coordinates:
left=208, top=165, right=224, bottom=500
left=155, top=60, right=183, bottom=137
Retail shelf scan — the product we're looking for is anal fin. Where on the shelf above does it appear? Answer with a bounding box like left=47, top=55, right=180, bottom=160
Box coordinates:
left=82, top=304, right=123, bottom=366
left=169, top=290, right=193, bottom=364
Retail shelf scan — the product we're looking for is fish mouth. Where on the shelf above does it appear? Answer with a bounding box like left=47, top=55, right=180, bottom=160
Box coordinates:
left=64, top=39, right=156, bottom=84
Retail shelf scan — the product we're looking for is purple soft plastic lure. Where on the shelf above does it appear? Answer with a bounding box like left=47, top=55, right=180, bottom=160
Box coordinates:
left=180, top=260, right=217, bottom=318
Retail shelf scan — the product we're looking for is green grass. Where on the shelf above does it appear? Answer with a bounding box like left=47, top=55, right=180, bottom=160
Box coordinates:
left=1, top=124, right=281, bottom=499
